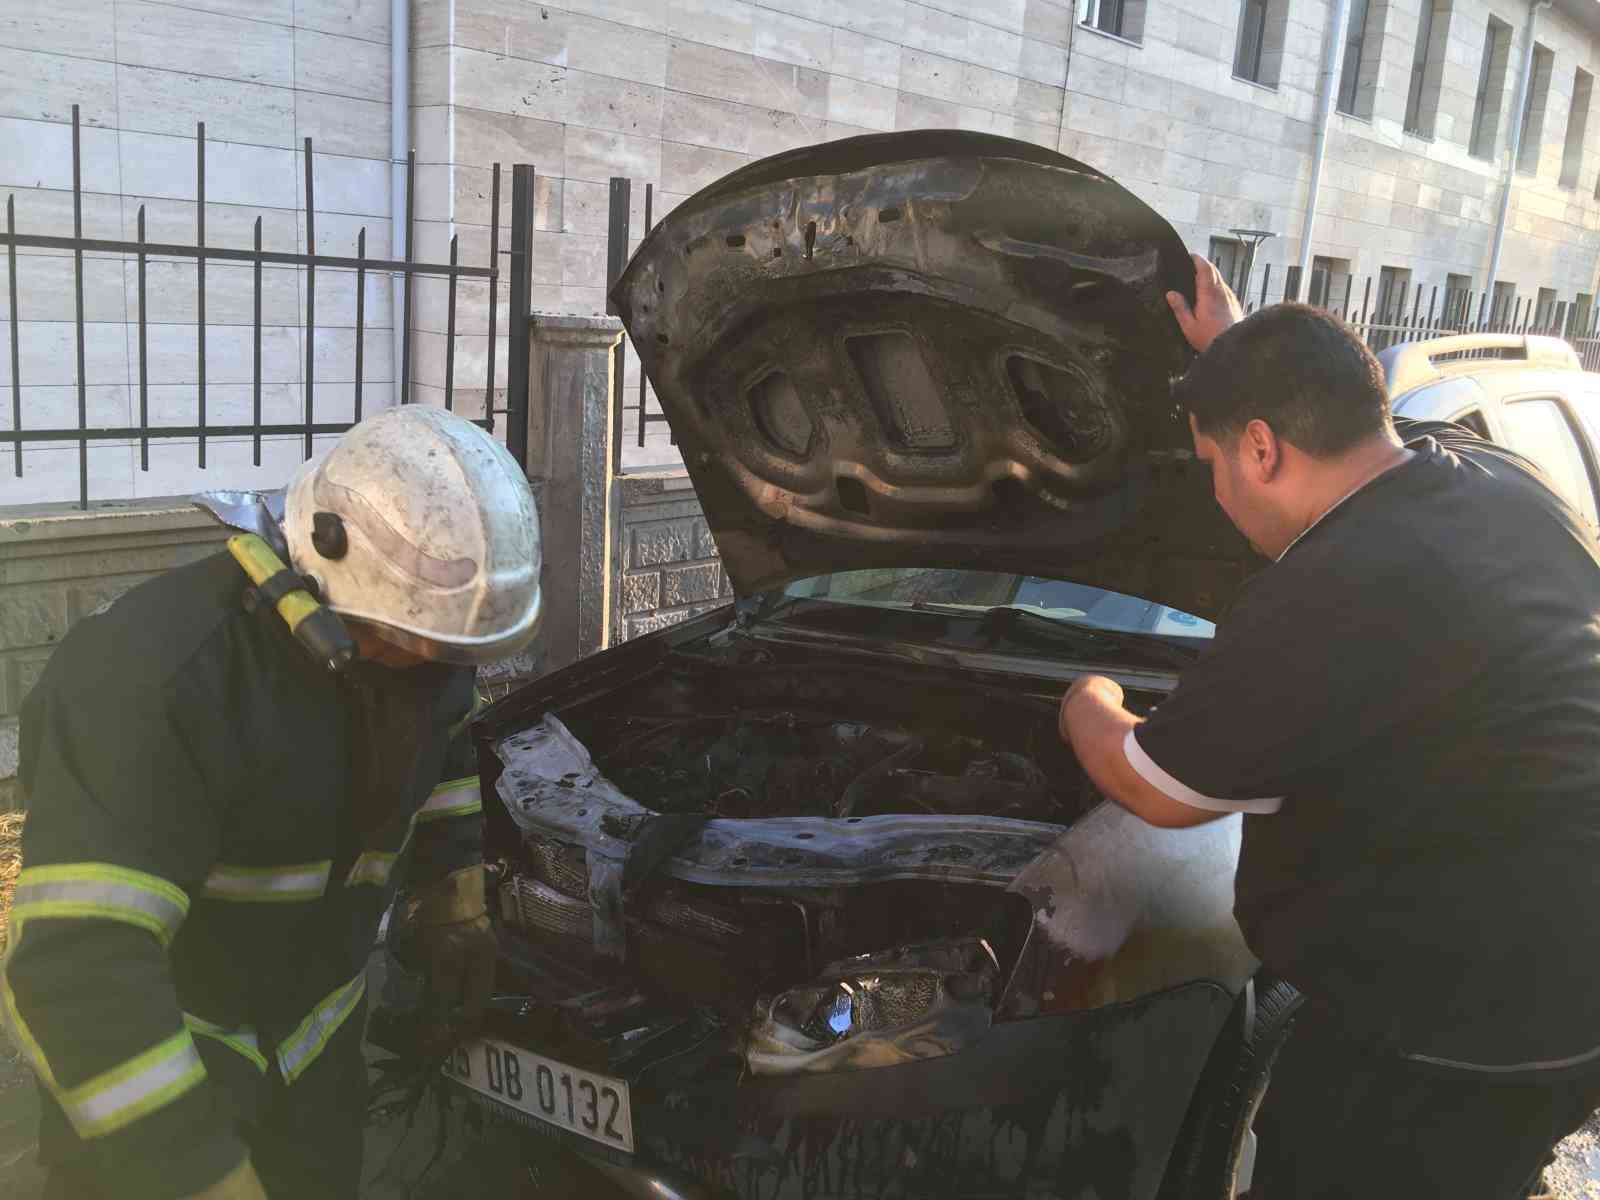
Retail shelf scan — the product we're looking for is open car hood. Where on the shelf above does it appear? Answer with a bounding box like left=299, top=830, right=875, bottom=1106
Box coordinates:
left=611, top=131, right=1258, bottom=621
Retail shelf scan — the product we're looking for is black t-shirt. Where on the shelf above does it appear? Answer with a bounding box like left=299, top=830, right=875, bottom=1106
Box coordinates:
left=1134, top=424, right=1600, bottom=1069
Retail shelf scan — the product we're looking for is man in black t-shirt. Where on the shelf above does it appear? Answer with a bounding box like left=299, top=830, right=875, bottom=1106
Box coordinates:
left=1061, top=256, right=1600, bottom=1197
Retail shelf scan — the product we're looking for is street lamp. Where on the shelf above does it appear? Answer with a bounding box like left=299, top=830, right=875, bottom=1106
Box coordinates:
left=1229, top=228, right=1276, bottom=307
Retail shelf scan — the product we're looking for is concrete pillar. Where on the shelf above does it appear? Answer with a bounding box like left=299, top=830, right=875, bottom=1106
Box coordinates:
left=523, top=314, right=623, bottom=674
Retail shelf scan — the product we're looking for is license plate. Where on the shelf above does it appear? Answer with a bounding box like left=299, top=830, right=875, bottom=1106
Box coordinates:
left=442, top=1036, right=635, bottom=1153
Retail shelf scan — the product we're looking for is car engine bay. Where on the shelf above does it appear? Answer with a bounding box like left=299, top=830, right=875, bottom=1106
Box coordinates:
left=457, top=644, right=1250, bottom=1091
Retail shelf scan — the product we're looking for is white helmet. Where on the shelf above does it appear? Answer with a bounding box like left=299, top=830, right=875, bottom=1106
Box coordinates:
left=283, top=407, right=541, bottom=665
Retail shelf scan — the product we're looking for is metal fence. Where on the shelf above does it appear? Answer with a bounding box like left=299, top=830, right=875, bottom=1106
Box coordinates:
left=1237, top=263, right=1600, bottom=371
left=602, top=175, right=673, bottom=474
left=2, top=105, right=537, bottom=509
left=13, top=106, right=1600, bottom=504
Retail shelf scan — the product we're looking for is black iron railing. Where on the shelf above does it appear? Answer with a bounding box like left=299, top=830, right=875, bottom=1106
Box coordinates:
left=2, top=105, right=535, bottom=508
left=1240, top=263, right=1600, bottom=370
left=603, top=175, right=672, bottom=475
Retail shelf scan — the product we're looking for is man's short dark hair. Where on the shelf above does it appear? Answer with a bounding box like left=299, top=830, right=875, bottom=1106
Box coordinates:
left=1174, top=303, right=1392, bottom=458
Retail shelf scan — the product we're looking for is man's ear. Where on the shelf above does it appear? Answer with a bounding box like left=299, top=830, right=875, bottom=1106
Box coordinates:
left=1240, top=418, right=1282, bottom=483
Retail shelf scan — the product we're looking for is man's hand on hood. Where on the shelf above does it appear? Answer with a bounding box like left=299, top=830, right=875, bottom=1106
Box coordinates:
left=1166, top=252, right=1244, bottom=355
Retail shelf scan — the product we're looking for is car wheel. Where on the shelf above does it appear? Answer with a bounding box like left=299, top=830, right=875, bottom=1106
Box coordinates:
left=1157, top=977, right=1301, bottom=1200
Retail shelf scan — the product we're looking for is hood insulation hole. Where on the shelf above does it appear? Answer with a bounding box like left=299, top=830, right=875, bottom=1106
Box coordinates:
left=836, top=476, right=870, bottom=515
left=878, top=206, right=902, bottom=223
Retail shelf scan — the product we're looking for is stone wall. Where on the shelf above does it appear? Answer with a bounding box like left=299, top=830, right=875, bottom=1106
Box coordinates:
left=611, top=468, right=732, bottom=643
left=0, top=502, right=227, bottom=809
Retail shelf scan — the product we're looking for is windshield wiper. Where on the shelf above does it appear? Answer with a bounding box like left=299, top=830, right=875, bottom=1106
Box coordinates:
left=910, top=602, right=1199, bottom=669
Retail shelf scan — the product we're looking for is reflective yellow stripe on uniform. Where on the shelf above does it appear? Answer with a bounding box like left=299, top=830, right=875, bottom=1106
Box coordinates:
left=344, top=850, right=397, bottom=888
left=0, top=972, right=59, bottom=1090
left=415, top=776, right=480, bottom=825
left=201, top=861, right=331, bottom=903
left=58, top=1029, right=206, bottom=1139
left=11, top=864, right=190, bottom=947
left=275, top=973, right=366, bottom=1084
left=184, top=1013, right=268, bottom=1074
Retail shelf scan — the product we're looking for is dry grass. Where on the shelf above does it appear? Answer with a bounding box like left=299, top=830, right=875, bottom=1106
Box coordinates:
left=0, top=811, right=22, bottom=958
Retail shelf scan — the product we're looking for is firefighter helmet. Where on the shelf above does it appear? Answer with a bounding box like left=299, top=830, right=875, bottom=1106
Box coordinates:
left=282, top=407, right=541, bottom=665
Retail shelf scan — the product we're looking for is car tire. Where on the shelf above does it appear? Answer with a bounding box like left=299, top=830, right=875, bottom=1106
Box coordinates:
left=1157, top=976, right=1302, bottom=1200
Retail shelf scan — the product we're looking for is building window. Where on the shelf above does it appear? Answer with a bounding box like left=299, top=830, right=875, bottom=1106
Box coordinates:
left=1209, top=237, right=1245, bottom=295
left=1405, top=3, right=1452, bottom=137
left=1470, top=17, right=1513, bottom=160
left=1378, top=266, right=1414, bottom=320
left=1491, top=280, right=1517, bottom=323
left=1445, top=272, right=1475, bottom=323
left=1560, top=68, right=1592, bottom=188
left=1535, top=287, right=1559, bottom=328
left=1310, top=256, right=1350, bottom=308
left=1337, top=0, right=1372, bottom=116
left=1079, top=0, right=1144, bottom=41
left=1235, top=0, right=1287, bottom=88
left=1517, top=44, right=1556, bottom=175
left=1573, top=293, right=1594, bottom=336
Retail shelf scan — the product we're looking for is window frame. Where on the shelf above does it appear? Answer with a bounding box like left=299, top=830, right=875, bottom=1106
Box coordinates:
left=1405, top=1, right=1451, bottom=137
left=1080, top=0, right=1127, bottom=39
left=1445, top=273, right=1475, bottom=325
left=1515, top=43, right=1556, bottom=176
left=1208, top=236, right=1246, bottom=297
left=1560, top=68, right=1593, bottom=189
left=1498, top=393, right=1600, bottom=532
left=1470, top=17, right=1512, bottom=160
left=1234, top=0, right=1270, bottom=84
left=1337, top=0, right=1373, bottom=117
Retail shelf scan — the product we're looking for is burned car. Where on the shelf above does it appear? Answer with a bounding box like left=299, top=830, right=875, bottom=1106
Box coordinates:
left=377, top=132, right=1295, bottom=1199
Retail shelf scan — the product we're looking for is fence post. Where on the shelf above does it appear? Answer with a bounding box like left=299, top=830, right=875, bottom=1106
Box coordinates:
left=605, top=178, right=631, bottom=477
left=523, top=316, right=624, bottom=673
left=506, top=164, right=535, bottom=470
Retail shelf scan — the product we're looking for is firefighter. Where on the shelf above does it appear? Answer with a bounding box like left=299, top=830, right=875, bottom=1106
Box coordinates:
left=2, top=407, right=543, bottom=1199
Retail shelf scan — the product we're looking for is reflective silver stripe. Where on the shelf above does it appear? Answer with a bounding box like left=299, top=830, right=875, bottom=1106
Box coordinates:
left=1407, top=1043, right=1600, bottom=1075
left=416, top=777, right=480, bottom=824
left=344, top=851, right=397, bottom=888
left=201, top=861, right=331, bottom=903
left=184, top=1014, right=267, bottom=1074
left=1123, top=729, right=1284, bottom=815
left=13, top=864, right=189, bottom=946
left=61, top=1030, right=206, bottom=1139
left=275, top=974, right=366, bottom=1084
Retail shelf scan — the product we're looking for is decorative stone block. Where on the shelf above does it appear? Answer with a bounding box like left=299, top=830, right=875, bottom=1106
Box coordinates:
left=631, top=519, right=698, bottom=567
left=661, top=563, right=720, bottom=608
left=621, top=570, right=662, bottom=615
left=626, top=609, right=691, bottom=640
left=693, top=519, right=718, bottom=561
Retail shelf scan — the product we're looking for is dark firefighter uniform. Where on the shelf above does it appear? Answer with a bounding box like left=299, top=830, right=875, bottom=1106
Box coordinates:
left=2, top=549, right=485, bottom=1199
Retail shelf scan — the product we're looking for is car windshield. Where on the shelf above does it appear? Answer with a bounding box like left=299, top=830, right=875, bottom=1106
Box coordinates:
left=781, top=568, right=1217, bottom=640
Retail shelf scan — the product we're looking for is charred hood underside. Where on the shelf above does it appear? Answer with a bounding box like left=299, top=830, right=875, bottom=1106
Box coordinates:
left=611, top=130, right=1258, bottom=620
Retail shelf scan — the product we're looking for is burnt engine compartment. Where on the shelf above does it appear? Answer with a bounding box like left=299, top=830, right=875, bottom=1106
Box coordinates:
left=481, top=651, right=1123, bottom=1044
left=563, top=654, right=1103, bottom=825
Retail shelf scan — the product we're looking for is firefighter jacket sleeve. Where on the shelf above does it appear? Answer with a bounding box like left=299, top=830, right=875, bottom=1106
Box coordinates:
left=404, top=684, right=487, bottom=889
left=3, top=664, right=245, bottom=1199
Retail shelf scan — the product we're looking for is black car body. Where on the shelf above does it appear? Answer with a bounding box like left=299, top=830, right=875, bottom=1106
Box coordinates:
left=376, top=132, right=1287, bottom=1200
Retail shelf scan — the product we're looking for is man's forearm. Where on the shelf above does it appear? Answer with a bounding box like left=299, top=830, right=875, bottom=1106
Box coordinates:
left=1060, top=676, right=1223, bottom=829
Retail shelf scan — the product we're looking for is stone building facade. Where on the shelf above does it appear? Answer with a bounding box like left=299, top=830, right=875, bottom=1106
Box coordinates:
left=4, top=0, right=1600, bottom=491
left=2, top=0, right=399, bottom=506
